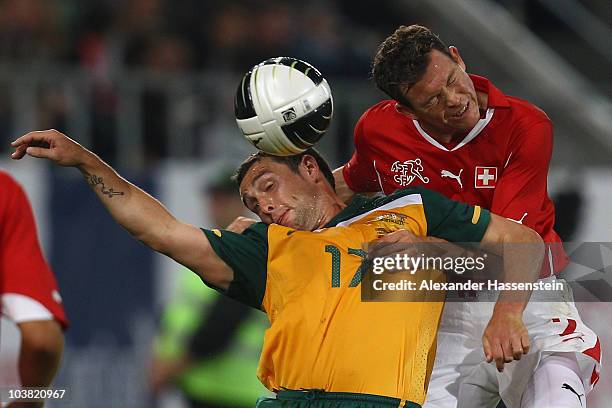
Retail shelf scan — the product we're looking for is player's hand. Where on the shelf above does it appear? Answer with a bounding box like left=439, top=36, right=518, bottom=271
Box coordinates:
left=482, top=310, right=530, bottom=372
left=225, top=216, right=257, bottom=233
left=10, top=129, right=89, bottom=167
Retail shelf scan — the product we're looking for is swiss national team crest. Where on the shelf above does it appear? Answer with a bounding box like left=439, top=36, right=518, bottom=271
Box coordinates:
left=475, top=166, right=498, bottom=188
left=391, top=158, right=430, bottom=187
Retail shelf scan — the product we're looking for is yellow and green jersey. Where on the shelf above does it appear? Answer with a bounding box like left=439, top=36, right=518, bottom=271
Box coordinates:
left=202, top=187, right=490, bottom=405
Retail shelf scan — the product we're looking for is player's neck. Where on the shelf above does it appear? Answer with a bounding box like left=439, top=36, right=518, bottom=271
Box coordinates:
left=477, top=90, right=488, bottom=109
left=315, top=196, right=347, bottom=230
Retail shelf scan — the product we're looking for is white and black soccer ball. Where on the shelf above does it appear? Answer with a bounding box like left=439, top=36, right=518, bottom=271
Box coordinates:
left=234, top=57, right=333, bottom=156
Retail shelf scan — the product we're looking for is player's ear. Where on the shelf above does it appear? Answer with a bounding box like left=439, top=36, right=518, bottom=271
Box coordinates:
left=448, top=46, right=467, bottom=71
left=396, top=104, right=417, bottom=119
left=300, top=154, right=320, bottom=181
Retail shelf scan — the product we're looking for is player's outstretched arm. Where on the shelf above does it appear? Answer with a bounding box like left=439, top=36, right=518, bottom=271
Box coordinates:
left=479, top=214, right=545, bottom=372
left=10, top=130, right=233, bottom=289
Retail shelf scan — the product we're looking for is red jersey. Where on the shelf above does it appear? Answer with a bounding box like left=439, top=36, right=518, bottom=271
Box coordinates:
left=0, top=171, right=68, bottom=328
left=343, top=74, right=567, bottom=277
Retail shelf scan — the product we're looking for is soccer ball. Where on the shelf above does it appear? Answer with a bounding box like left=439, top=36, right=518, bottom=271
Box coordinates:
left=234, top=57, right=333, bottom=156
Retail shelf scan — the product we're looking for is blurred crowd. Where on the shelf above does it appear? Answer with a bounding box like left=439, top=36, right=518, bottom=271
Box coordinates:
left=0, top=0, right=391, bottom=76
left=0, top=0, right=405, bottom=164
left=2, top=0, right=608, bottom=74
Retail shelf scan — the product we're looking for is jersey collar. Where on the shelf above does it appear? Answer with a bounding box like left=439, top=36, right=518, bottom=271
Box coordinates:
left=413, top=108, right=494, bottom=152
left=469, top=74, right=510, bottom=109
left=324, top=195, right=372, bottom=228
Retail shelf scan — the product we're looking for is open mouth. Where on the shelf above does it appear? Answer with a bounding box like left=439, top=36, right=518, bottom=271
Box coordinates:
left=452, top=102, right=469, bottom=119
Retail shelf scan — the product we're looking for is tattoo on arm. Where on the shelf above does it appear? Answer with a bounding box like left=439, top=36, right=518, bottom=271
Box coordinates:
left=84, top=173, right=125, bottom=198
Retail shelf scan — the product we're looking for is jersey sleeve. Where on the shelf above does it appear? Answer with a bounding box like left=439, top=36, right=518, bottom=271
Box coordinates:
left=491, top=120, right=554, bottom=232
left=490, top=119, right=568, bottom=275
left=342, top=110, right=382, bottom=193
left=201, top=223, right=268, bottom=310
left=417, top=188, right=491, bottom=242
left=0, top=174, right=68, bottom=328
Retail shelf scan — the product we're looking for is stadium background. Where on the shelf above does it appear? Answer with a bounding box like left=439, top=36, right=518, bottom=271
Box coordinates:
left=0, top=0, right=610, bottom=406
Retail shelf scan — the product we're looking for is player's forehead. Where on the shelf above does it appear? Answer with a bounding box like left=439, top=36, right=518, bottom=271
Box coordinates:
left=239, top=158, right=285, bottom=194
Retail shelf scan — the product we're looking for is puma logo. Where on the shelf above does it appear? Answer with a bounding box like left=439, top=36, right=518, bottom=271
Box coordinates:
left=441, top=169, right=463, bottom=189
left=508, top=212, right=528, bottom=224
left=562, top=383, right=584, bottom=406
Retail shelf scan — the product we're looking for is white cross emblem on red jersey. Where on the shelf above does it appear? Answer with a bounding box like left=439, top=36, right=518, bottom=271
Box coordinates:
left=475, top=166, right=498, bottom=188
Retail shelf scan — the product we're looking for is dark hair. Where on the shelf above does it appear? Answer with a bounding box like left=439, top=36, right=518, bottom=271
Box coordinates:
left=371, top=25, right=451, bottom=108
left=233, top=148, right=336, bottom=191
